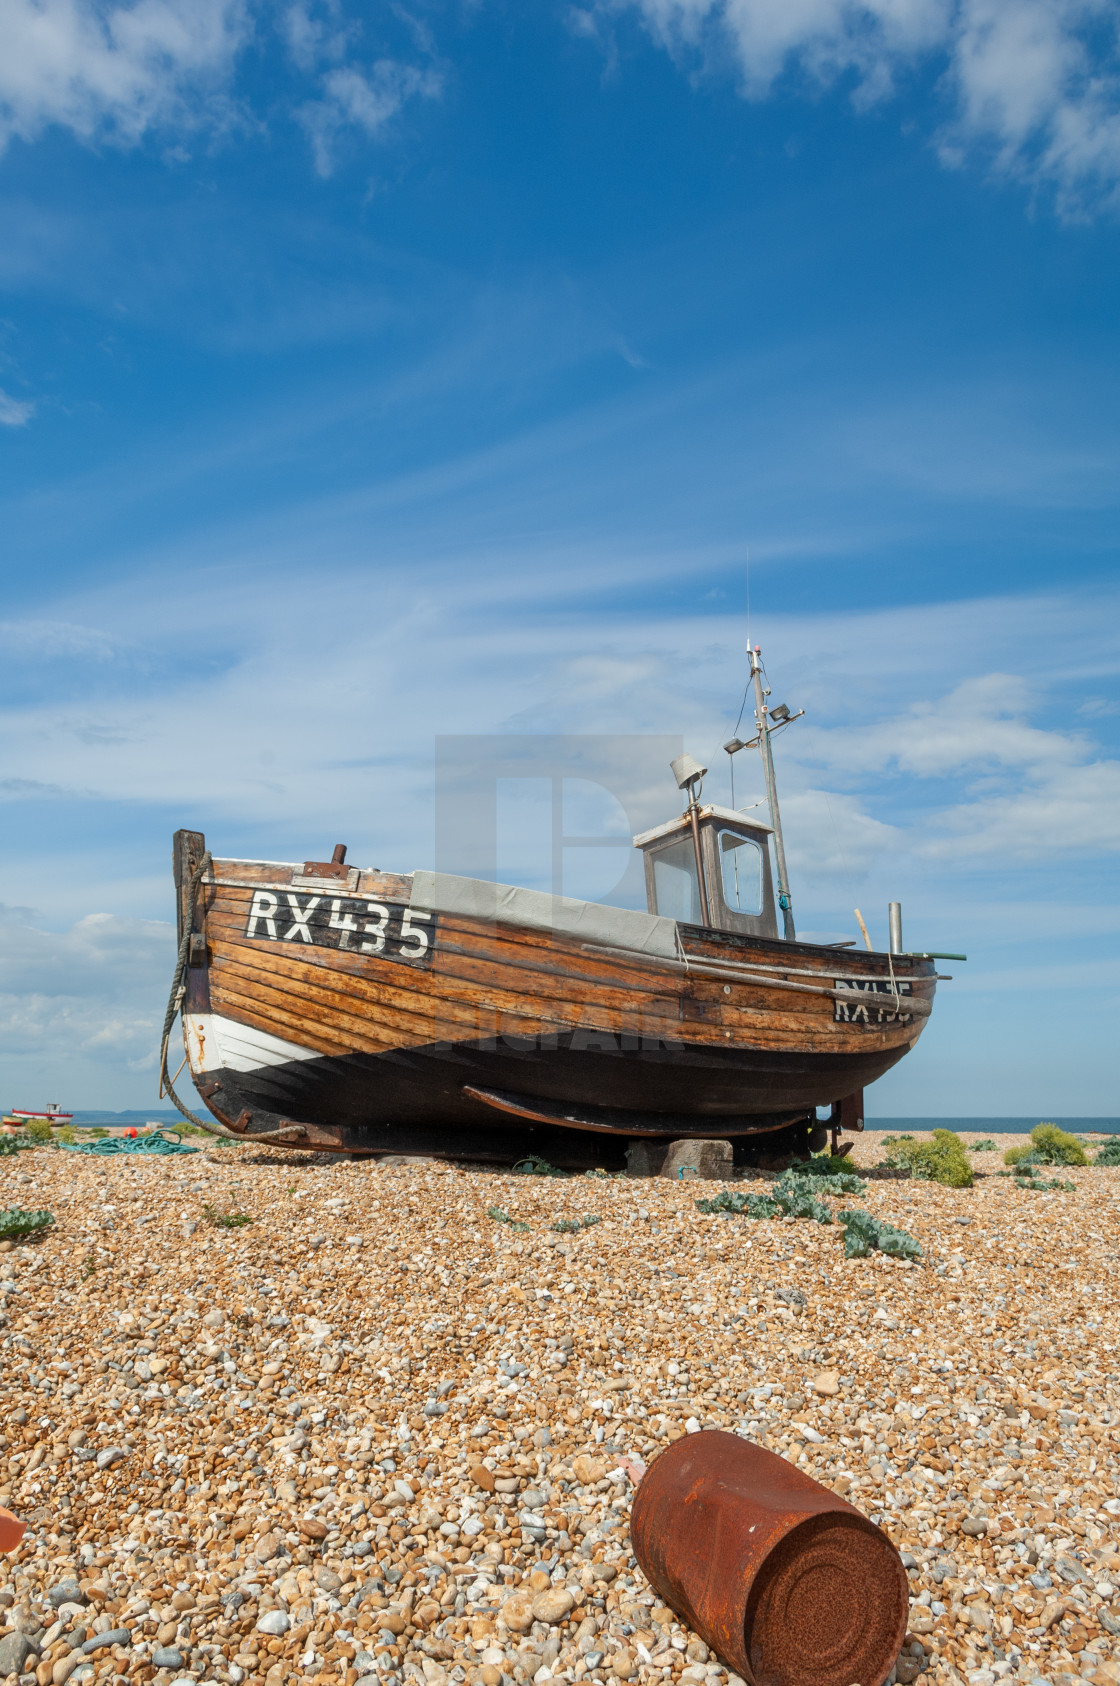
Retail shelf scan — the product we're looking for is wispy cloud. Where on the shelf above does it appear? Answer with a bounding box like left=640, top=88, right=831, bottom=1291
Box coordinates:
left=596, top=0, right=1120, bottom=212
left=297, top=59, right=442, bottom=177
left=0, top=385, right=33, bottom=425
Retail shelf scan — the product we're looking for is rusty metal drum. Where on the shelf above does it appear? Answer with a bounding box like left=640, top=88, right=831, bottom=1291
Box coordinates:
left=630, top=1431, right=909, bottom=1686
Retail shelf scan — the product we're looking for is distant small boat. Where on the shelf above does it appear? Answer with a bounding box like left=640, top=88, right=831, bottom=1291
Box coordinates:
left=7, top=1105, right=73, bottom=1126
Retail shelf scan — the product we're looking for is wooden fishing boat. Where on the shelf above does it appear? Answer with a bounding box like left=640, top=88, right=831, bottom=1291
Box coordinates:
left=161, top=646, right=956, bottom=1165
left=6, top=1105, right=73, bottom=1127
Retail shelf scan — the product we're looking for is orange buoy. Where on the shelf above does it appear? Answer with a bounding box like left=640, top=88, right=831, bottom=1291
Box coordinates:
left=0, top=1506, right=26, bottom=1552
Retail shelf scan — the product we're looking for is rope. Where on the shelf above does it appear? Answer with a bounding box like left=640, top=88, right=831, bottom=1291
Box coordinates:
left=58, top=1129, right=199, bottom=1157
left=157, top=852, right=315, bottom=1147
left=157, top=852, right=239, bottom=1142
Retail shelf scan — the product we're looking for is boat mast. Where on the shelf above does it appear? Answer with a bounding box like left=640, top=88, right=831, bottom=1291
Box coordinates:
left=749, top=645, right=796, bottom=941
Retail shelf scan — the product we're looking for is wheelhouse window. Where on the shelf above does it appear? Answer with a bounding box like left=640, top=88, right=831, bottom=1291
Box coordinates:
left=718, top=829, right=763, bottom=917
left=651, top=837, right=704, bottom=923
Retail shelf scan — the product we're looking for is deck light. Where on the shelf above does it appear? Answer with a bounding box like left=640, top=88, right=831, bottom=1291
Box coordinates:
left=670, top=752, right=707, bottom=794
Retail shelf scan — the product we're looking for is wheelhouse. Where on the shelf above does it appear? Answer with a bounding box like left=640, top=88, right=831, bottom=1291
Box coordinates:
left=634, top=804, right=779, bottom=939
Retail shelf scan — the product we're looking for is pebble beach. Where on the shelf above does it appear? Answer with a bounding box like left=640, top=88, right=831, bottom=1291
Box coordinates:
left=2, top=1132, right=1119, bottom=1686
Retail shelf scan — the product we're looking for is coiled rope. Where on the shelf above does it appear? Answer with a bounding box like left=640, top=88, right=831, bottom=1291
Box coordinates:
left=59, top=1129, right=198, bottom=1156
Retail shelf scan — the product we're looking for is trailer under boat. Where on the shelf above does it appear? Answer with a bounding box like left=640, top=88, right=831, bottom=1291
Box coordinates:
left=162, top=644, right=953, bottom=1165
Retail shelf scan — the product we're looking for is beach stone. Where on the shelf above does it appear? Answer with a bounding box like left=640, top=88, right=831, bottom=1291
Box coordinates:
left=0, top=1634, right=38, bottom=1675
left=47, top=1583, right=84, bottom=1610
left=81, top=1630, right=129, bottom=1655
left=95, top=1447, right=126, bottom=1469
left=659, top=1140, right=733, bottom=1181
left=810, top=1370, right=840, bottom=1396
left=253, top=1530, right=281, bottom=1560
left=501, top=1592, right=535, bottom=1633
left=256, top=1611, right=290, bottom=1636
left=531, top=1589, right=575, bottom=1625
left=151, top=1649, right=183, bottom=1671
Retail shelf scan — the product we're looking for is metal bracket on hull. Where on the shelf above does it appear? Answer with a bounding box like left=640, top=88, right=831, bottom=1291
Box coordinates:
left=462, top=1084, right=810, bottom=1139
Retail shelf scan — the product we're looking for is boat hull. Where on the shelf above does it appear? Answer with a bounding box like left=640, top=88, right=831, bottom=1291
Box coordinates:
left=173, top=832, right=937, bottom=1159
left=196, top=1030, right=910, bottom=1136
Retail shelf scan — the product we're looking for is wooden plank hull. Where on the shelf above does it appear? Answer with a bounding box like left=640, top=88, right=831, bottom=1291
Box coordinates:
left=175, top=839, right=938, bottom=1157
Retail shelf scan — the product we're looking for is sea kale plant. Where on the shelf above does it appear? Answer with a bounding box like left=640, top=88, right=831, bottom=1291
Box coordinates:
left=838, top=1208, right=922, bottom=1261
left=0, top=1208, right=54, bottom=1240
left=697, top=1167, right=921, bottom=1261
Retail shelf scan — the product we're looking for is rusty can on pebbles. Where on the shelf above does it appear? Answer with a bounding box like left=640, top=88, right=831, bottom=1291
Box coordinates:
left=630, top=1429, right=909, bottom=1686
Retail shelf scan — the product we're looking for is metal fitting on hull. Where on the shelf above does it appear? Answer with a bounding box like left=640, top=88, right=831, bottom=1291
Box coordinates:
left=630, top=1431, right=908, bottom=1686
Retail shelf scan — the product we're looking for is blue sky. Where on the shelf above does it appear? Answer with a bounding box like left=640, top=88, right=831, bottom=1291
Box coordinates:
left=1, top=0, right=1118, bottom=1114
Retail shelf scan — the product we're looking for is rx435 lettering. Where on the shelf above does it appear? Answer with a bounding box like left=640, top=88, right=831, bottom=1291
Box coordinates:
left=832, top=975, right=913, bottom=1025
left=244, top=892, right=435, bottom=968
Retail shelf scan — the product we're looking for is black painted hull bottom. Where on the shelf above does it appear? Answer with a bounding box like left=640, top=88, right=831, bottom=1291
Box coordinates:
left=199, top=1034, right=906, bottom=1160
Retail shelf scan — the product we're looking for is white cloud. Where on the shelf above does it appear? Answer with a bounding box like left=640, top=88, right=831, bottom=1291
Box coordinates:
left=0, top=0, right=440, bottom=171
left=0, top=0, right=249, bottom=154
left=0, top=906, right=174, bottom=1069
left=0, top=386, right=34, bottom=425
left=608, top=0, right=1120, bottom=210
left=297, top=59, right=442, bottom=176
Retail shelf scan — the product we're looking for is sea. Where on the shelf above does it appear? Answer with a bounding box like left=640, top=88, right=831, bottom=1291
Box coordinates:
left=868, top=1117, right=1120, bottom=1135
left=67, top=1110, right=186, bottom=1128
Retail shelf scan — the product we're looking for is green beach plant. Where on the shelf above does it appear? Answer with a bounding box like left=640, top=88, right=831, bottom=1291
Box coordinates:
left=884, top=1128, right=974, bottom=1187
left=1004, top=1124, right=1086, bottom=1168
left=512, top=1156, right=566, bottom=1177
left=0, top=1208, right=54, bottom=1241
left=838, top=1208, right=921, bottom=1261
left=1094, top=1139, right=1120, bottom=1167
left=970, top=1139, right=998, bottom=1152
left=787, top=1155, right=864, bottom=1184
left=202, top=1203, right=253, bottom=1229
left=488, top=1206, right=530, bottom=1231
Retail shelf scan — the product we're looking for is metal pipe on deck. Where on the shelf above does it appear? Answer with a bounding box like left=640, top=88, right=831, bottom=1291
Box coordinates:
left=889, top=902, right=903, bottom=954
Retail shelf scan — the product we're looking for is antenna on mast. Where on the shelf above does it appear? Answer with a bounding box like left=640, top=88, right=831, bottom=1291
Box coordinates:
left=724, top=645, right=803, bottom=941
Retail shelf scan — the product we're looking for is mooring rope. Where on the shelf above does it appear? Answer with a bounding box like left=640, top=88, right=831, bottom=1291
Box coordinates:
left=157, top=853, right=312, bottom=1147
left=157, top=852, right=239, bottom=1141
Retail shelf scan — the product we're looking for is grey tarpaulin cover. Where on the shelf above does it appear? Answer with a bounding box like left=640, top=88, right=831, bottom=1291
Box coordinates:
left=408, top=871, right=682, bottom=960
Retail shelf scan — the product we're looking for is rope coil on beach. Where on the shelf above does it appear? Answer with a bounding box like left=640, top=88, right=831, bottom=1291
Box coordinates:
left=59, top=1129, right=199, bottom=1156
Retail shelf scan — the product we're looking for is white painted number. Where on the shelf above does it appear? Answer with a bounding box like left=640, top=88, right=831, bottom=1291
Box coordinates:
left=329, top=898, right=359, bottom=949
left=360, top=903, right=389, bottom=953
left=399, top=908, right=431, bottom=958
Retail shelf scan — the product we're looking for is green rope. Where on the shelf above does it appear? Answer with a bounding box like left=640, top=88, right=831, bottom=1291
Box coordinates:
left=58, top=1129, right=198, bottom=1157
